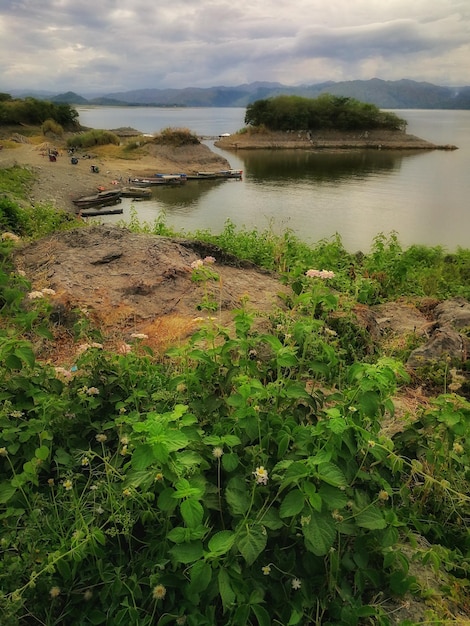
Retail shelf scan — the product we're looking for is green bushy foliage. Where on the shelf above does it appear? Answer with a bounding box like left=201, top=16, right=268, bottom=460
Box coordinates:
left=41, top=118, right=64, bottom=137
left=0, top=97, right=78, bottom=128
left=67, top=129, right=120, bottom=149
left=245, top=94, right=407, bottom=132
left=153, top=127, right=200, bottom=147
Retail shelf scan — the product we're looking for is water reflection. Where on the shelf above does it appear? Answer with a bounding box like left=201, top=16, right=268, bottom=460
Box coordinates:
left=149, top=178, right=240, bottom=208
left=239, top=149, right=422, bottom=182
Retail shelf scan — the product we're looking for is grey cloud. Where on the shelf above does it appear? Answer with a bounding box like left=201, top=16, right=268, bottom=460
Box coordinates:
left=294, top=18, right=468, bottom=61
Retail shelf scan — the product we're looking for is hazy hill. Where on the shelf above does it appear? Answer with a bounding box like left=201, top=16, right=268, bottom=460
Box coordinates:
left=12, top=79, right=470, bottom=109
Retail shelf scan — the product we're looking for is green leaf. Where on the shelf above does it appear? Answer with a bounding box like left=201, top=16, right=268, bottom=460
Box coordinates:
left=180, top=498, right=204, bottom=528
left=279, top=489, right=305, bottom=518
left=170, top=540, right=204, bottom=564
left=222, top=453, right=239, bottom=472
left=302, top=512, right=336, bottom=556
left=35, top=445, right=49, bottom=461
left=318, top=484, right=348, bottom=510
left=157, top=488, right=178, bottom=512
left=225, top=478, right=250, bottom=515
left=0, top=483, right=16, bottom=504
left=251, top=604, right=271, bottom=626
left=131, top=444, right=155, bottom=470
left=317, top=462, right=348, bottom=487
left=208, top=530, right=236, bottom=556
left=236, top=524, right=267, bottom=566
left=218, top=568, right=235, bottom=612
left=173, top=478, right=204, bottom=500
left=189, top=560, right=212, bottom=594
left=355, top=506, right=387, bottom=530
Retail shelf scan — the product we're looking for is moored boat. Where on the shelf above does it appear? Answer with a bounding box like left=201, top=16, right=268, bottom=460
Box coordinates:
left=130, top=174, right=186, bottom=187
left=80, top=206, right=124, bottom=217
left=120, top=186, right=152, bottom=198
left=186, top=169, right=243, bottom=180
left=73, top=189, right=122, bottom=209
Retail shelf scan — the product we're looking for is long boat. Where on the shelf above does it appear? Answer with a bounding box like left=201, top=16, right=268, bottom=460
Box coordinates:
left=185, top=169, right=243, bottom=180
left=119, top=186, right=152, bottom=198
left=80, top=206, right=124, bottom=217
left=72, top=189, right=122, bottom=209
left=130, top=174, right=186, bottom=187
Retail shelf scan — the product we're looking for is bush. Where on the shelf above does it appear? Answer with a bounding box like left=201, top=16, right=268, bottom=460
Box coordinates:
left=153, top=127, right=200, bottom=147
left=41, top=118, right=64, bottom=137
left=67, top=129, right=120, bottom=149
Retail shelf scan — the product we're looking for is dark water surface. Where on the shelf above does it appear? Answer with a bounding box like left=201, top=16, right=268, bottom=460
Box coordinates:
left=76, top=106, right=470, bottom=252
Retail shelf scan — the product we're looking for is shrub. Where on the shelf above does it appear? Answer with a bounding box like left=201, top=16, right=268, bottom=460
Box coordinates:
left=41, top=118, right=64, bottom=137
left=153, top=127, right=200, bottom=147
left=67, top=129, right=120, bottom=149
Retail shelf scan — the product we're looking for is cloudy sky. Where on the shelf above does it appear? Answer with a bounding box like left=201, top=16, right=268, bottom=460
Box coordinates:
left=1, top=0, right=469, bottom=95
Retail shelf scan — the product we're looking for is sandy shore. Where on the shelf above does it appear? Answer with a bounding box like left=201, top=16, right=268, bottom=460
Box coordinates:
left=215, top=128, right=458, bottom=151
left=0, top=138, right=231, bottom=212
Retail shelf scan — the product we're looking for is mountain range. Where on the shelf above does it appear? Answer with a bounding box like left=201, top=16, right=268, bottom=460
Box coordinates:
left=13, top=78, right=470, bottom=109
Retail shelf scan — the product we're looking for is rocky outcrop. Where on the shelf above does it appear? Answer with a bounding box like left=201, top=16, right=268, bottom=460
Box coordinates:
left=406, top=298, right=470, bottom=368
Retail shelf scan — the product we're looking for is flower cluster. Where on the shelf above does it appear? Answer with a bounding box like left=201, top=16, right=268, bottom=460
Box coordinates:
left=305, top=269, right=335, bottom=279
left=190, top=256, right=217, bottom=269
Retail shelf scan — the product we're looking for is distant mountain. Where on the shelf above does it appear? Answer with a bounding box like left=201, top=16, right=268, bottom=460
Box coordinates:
left=14, top=79, right=470, bottom=109
left=50, top=91, right=88, bottom=104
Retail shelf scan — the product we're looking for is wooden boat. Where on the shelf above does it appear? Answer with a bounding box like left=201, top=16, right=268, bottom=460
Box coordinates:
left=80, top=206, right=124, bottom=217
left=186, top=169, right=243, bottom=180
left=130, top=174, right=186, bottom=187
left=120, top=186, right=152, bottom=198
left=73, top=189, right=122, bottom=209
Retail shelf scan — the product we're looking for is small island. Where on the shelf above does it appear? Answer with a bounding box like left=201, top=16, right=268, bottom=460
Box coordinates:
left=215, top=94, right=458, bottom=151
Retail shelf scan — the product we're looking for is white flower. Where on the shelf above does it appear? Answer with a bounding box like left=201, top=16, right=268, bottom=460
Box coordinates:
left=305, top=269, right=335, bottom=279
left=253, top=466, right=268, bottom=485
left=86, top=387, right=100, bottom=396
left=291, top=578, right=302, bottom=590
left=212, top=446, right=224, bottom=458
left=130, top=333, right=148, bottom=340
left=203, top=256, right=216, bottom=264
left=190, top=259, right=204, bottom=269
left=28, top=291, right=44, bottom=300
left=261, top=565, right=271, bottom=575
left=152, top=584, right=167, bottom=600
left=41, top=288, right=56, bottom=296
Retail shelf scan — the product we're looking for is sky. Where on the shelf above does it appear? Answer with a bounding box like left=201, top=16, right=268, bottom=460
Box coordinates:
left=1, top=0, right=469, bottom=95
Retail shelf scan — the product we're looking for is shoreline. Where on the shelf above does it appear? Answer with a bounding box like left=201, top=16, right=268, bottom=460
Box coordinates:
left=215, top=128, right=458, bottom=151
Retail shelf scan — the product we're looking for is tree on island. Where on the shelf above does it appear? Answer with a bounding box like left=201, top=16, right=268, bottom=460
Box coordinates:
left=245, top=94, right=407, bottom=132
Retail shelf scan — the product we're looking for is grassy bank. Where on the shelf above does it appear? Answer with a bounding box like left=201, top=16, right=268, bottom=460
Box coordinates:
left=1, top=178, right=470, bottom=625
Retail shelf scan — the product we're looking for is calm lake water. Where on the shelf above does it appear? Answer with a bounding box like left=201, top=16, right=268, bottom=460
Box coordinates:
left=76, top=106, right=470, bottom=253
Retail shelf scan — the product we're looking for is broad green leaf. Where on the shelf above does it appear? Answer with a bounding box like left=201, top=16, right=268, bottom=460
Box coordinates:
left=225, top=478, right=250, bottom=515
left=157, top=488, right=178, bottom=512
left=189, top=560, right=212, bottom=593
left=222, top=453, right=239, bottom=472
left=173, top=478, right=204, bottom=500
left=279, top=489, right=305, bottom=518
left=208, top=530, right=236, bottom=556
left=236, top=524, right=267, bottom=566
left=0, top=483, right=16, bottom=504
left=35, top=445, right=49, bottom=461
left=167, top=526, right=189, bottom=544
left=170, top=540, right=204, bottom=564
left=218, top=568, right=235, bottom=612
left=318, top=484, right=348, bottom=510
left=180, top=498, right=204, bottom=528
left=355, top=506, right=387, bottom=530
left=317, top=462, right=348, bottom=487
left=131, top=444, right=155, bottom=470
left=151, top=441, right=169, bottom=464
left=251, top=604, right=271, bottom=626
left=302, top=512, right=336, bottom=556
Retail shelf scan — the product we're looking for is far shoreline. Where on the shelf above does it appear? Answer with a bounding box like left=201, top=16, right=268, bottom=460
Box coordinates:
left=215, top=128, right=458, bottom=151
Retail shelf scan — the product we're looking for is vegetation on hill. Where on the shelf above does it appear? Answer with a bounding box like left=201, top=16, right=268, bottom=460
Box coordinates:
left=244, top=94, right=407, bottom=132
left=0, top=94, right=79, bottom=130
left=0, top=169, right=470, bottom=625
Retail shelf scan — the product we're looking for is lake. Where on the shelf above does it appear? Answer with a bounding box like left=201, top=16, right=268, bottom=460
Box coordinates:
left=76, top=106, right=470, bottom=253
